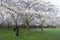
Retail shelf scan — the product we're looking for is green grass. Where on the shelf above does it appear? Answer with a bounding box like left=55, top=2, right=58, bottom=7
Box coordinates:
left=0, top=28, right=60, bottom=40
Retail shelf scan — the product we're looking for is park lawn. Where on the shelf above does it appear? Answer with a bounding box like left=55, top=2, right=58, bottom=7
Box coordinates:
left=0, top=28, right=60, bottom=40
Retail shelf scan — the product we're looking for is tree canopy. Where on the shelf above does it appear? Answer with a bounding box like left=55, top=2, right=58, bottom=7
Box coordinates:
left=0, top=0, right=60, bottom=26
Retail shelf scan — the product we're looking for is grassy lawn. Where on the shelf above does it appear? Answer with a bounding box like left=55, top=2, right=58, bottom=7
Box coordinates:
left=0, top=28, right=60, bottom=40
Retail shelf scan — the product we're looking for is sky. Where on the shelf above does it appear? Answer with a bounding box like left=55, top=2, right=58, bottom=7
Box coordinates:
left=45, top=0, right=60, bottom=9
left=45, top=0, right=60, bottom=16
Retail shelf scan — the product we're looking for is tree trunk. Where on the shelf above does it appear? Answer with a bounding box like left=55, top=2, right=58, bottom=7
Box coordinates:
left=14, top=21, right=19, bottom=36
left=25, top=23, right=29, bottom=35
left=25, top=14, right=29, bottom=35
left=40, top=18, right=45, bottom=33
left=41, top=24, right=43, bottom=33
left=16, top=24, right=19, bottom=36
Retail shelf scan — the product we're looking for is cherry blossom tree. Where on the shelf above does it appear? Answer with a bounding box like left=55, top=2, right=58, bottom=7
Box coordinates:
left=0, top=0, right=60, bottom=35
